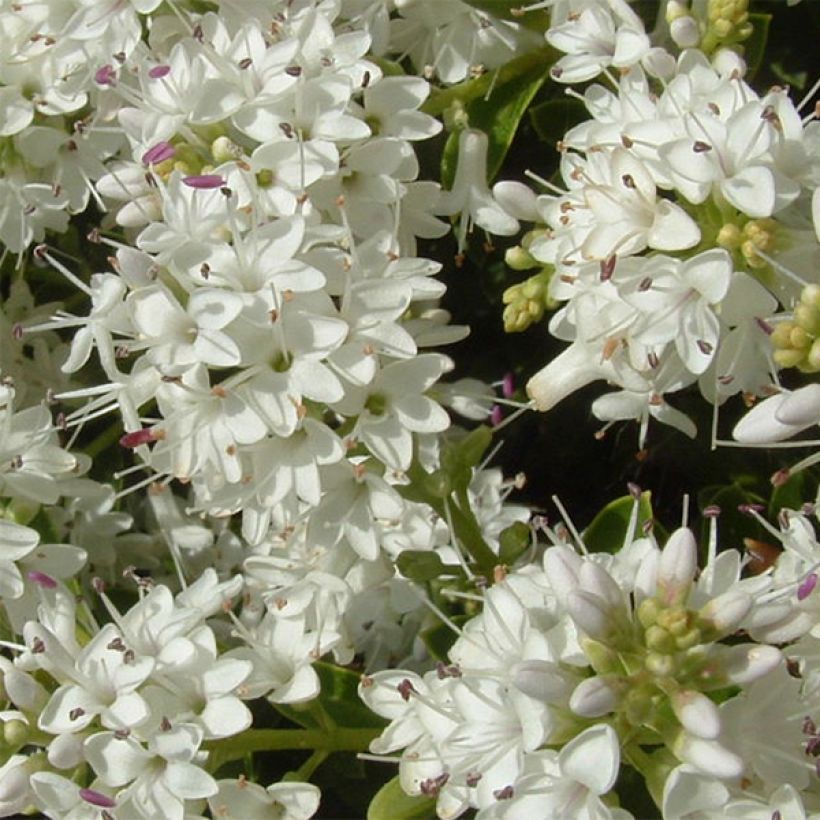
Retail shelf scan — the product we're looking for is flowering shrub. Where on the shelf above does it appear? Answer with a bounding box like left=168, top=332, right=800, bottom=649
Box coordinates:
left=0, top=0, right=819, bottom=817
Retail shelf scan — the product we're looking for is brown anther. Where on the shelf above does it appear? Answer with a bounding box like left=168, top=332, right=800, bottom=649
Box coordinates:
left=621, top=173, right=636, bottom=189
left=599, top=255, right=617, bottom=281
left=493, top=565, right=508, bottom=583
left=238, top=57, right=252, bottom=70
left=707, top=102, right=720, bottom=116
left=226, top=444, right=237, bottom=456
left=69, top=707, right=85, bottom=721
left=601, top=337, right=620, bottom=361
left=621, top=134, right=634, bottom=148
left=282, top=289, right=295, bottom=302
left=693, top=140, right=712, bottom=153
left=211, top=385, right=228, bottom=398
left=455, top=253, right=465, bottom=268
left=160, top=716, right=173, bottom=731
left=335, top=194, right=346, bottom=208
left=771, top=467, right=791, bottom=487
left=397, top=678, right=416, bottom=701
left=649, top=392, right=663, bottom=407
left=361, top=70, right=371, bottom=88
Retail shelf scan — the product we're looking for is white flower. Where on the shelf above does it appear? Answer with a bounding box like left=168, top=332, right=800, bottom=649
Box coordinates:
left=436, top=129, right=519, bottom=252
left=209, top=778, right=321, bottom=820
left=334, top=354, right=452, bottom=471
left=84, top=722, right=217, bottom=820
left=547, top=2, right=650, bottom=83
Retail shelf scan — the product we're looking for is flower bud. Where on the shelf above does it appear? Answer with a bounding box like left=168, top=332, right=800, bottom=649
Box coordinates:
left=670, top=16, right=700, bottom=47
left=543, top=546, right=582, bottom=604
left=699, top=589, right=752, bottom=637
left=657, top=528, right=697, bottom=606
left=567, top=589, right=615, bottom=641
left=718, top=644, right=782, bottom=686
left=570, top=675, right=621, bottom=717
left=671, top=690, right=721, bottom=739
left=673, top=733, right=744, bottom=779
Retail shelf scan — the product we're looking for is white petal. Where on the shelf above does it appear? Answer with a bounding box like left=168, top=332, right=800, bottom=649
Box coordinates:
left=560, top=724, right=620, bottom=794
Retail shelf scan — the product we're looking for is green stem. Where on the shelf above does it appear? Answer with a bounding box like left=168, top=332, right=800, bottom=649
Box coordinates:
left=204, top=727, right=381, bottom=772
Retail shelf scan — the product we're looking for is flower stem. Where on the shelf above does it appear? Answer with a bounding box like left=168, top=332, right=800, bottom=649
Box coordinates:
left=204, top=727, right=382, bottom=772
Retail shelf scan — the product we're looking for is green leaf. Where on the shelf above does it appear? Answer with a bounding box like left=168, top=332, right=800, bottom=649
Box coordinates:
left=367, top=776, right=437, bottom=820
left=582, top=492, right=653, bottom=554
left=498, top=521, right=531, bottom=565
left=440, top=52, right=553, bottom=186
left=769, top=470, right=806, bottom=518
left=744, top=13, right=772, bottom=80
left=440, top=426, right=493, bottom=494
left=397, top=549, right=463, bottom=582
left=528, top=96, right=587, bottom=145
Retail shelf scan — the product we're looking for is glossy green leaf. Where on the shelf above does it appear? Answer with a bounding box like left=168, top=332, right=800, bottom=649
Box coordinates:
left=499, top=521, right=531, bottom=565
left=582, top=492, right=653, bottom=554
left=529, top=96, right=587, bottom=144
left=367, top=776, right=437, bottom=820
left=769, top=469, right=806, bottom=518
left=397, top=549, right=463, bottom=582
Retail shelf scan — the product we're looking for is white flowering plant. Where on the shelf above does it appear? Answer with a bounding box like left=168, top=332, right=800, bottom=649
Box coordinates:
left=1, top=0, right=819, bottom=818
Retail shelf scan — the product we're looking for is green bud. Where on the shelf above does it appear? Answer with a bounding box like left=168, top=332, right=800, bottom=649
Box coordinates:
left=637, top=597, right=661, bottom=629
left=716, top=223, right=742, bottom=249
left=3, top=719, right=28, bottom=748
left=211, top=135, right=242, bottom=163
left=505, top=245, right=537, bottom=271
left=674, top=627, right=702, bottom=651
left=646, top=651, right=677, bottom=677
left=645, top=624, right=676, bottom=654
left=396, top=549, right=453, bottom=582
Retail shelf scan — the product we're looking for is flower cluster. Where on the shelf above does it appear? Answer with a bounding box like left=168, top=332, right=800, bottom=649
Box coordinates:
left=2, top=0, right=820, bottom=818
left=484, top=0, right=820, bottom=446
left=360, top=494, right=820, bottom=819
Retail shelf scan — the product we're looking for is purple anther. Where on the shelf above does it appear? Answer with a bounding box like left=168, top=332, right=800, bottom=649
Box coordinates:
left=182, top=175, right=225, bottom=189
left=119, top=428, right=160, bottom=448
left=79, top=789, right=117, bottom=809
left=490, top=405, right=503, bottom=426
left=148, top=64, right=171, bottom=79
left=95, top=65, right=116, bottom=86
left=502, top=372, right=515, bottom=399
left=27, top=571, right=57, bottom=589
left=798, top=573, right=818, bottom=602
left=142, top=141, right=175, bottom=166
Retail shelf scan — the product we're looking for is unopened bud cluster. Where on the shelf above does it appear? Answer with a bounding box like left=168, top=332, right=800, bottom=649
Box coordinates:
left=771, top=285, right=820, bottom=371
